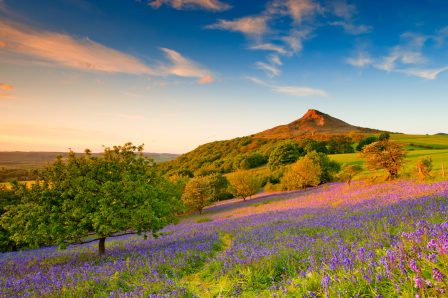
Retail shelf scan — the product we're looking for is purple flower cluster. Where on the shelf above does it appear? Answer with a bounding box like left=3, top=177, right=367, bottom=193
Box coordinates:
left=0, top=180, right=447, bottom=297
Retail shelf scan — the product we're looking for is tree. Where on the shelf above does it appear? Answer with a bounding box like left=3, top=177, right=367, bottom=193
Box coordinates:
left=361, top=139, right=407, bottom=180
left=379, top=132, right=390, bottom=141
left=416, top=156, right=433, bottom=181
left=299, top=139, right=328, bottom=154
left=205, top=173, right=232, bottom=201
left=327, top=135, right=354, bottom=154
left=306, top=151, right=341, bottom=183
left=228, top=170, right=260, bottom=201
left=281, top=156, right=322, bottom=190
left=338, top=164, right=363, bottom=186
left=1, top=143, right=182, bottom=255
left=268, top=141, right=304, bottom=169
left=182, top=176, right=212, bottom=214
left=356, top=136, right=378, bottom=151
left=0, top=184, right=21, bottom=252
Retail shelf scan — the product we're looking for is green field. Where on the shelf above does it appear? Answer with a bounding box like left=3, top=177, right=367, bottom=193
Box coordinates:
left=330, top=133, right=448, bottom=180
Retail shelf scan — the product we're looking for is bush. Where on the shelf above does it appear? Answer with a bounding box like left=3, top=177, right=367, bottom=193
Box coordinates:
left=306, top=151, right=341, bottom=183
left=281, top=156, right=322, bottom=190
left=268, top=141, right=304, bottom=169
left=416, top=156, right=433, bottom=181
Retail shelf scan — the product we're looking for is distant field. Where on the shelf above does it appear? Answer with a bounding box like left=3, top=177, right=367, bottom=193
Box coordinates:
left=391, top=133, right=448, bottom=149
left=0, top=151, right=179, bottom=169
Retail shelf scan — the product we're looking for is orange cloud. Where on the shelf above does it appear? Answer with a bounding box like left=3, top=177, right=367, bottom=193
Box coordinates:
left=160, top=48, right=214, bottom=84
left=0, top=93, right=14, bottom=99
left=0, top=41, right=5, bottom=48
left=0, top=83, right=13, bottom=91
left=0, top=20, right=153, bottom=74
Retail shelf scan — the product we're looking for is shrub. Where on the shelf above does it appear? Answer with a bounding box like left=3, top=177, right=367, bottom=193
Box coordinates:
left=281, top=156, right=322, bottom=190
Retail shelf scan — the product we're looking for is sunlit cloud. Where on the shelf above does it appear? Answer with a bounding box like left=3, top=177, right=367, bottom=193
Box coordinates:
left=247, top=76, right=327, bottom=97
left=269, top=54, right=282, bottom=66
left=0, top=83, right=13, bottom=91
left=206, top=16, right=270, bottom=39
left=160, top=48, right=214, bottom=84
left=375, top=47, right=426, bottom=72
left=0, top=93, right=14, bottom=99
left=0, top=20, right=214, bottom=83
left=148, top=0, right=230, bottom=11
left=268, top=0, right=321, bottom=24
left=0, top=20, right=153, bottom=74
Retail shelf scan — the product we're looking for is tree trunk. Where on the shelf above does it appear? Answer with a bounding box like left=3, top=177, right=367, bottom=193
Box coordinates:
left=99, top=237, right=106, bottom=255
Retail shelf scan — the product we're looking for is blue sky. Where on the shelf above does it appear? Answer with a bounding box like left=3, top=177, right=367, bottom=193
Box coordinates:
left=0, top=0, right=447, bottom=153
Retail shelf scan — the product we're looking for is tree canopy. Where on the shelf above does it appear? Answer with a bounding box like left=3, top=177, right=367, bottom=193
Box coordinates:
left=0, top=143, right=182, bottom=254
left=361, top=139, right=406, bottom=180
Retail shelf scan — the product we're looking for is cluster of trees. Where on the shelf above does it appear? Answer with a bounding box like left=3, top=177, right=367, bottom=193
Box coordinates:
left=182, top=170, right=261, bottom=214
left=161, top=134, right=380, bottom=178
left=0, top=143, right=183, bottom=254
left=0, top=168, right=38, bottom=183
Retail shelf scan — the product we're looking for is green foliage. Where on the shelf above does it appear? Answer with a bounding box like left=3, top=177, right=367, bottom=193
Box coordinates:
left=416, top=156, right=433, bottom=180
left=338, top=164, right=363, bottom=185
left=0, top=143, right=182, bottom=254
left=0, top=184, right=21, bottom=252
left=379, top=132, right=390, bottom=141
left=327, top=135, right=354, bottom=154
left=305, top=151, right=341, bottom=183
left=227, top=170, right=261, bottom=201
left=182, top=176, right=212, bottom=214
left=205, top=174, right=233, bottom=201
left=281, top=156, right=322, bottom=190
left=239, top=153, right=268, bottom=170
left=298, top=139, right=328, bottom=154
left=356, top=136, right=378, bottom=151
left=361, top=139, right=407, bottom=180
left=268, top=141, right=304, bottom=169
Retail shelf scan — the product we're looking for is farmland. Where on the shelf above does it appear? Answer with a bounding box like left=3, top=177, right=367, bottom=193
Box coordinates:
left=1, top=179, right=447, bottom=297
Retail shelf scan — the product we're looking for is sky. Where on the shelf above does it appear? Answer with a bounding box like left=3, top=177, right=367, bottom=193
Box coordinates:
left=0, top=0, right=447, bottom=154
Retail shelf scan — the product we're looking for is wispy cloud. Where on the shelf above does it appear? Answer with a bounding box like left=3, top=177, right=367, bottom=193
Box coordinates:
left=346, top=52, right=373, bottom=67
left=0, top=20, right=153, bottom=74
left=255, top=62, right=281, bottom=77
left=268, top=0, right=321, bottom=24
left=247, top=76, right=327, bottom=97
left=206, top=16, right=270, bottom=39
left=398, top=67, right=448, bottom=80
left=0, top=20, right=214, bottom=83
left=160, top=48, right=214, bottom=83
left=0, top=83, right=13, bottom=91
left=330, top=21, right=371, bottom=35
left=249, top=43, right=287, bottom=55
left=148, top=0, right=230, bottom=11
left=329, top=0, right=356, bottom=19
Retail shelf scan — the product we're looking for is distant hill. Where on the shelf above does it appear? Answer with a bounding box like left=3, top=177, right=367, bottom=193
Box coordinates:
left=435, top=133, right=448, bottom=136
left=161, top=109, right=386, bottom=176
left=0, top=151, right=178, bottom=169
left=255, top=109, right=382, bottom=139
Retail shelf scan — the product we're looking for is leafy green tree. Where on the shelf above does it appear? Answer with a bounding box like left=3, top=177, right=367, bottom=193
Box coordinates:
left=228, top=170, right=261, bottom=201
left=306, top=151, right=341, bottom=183
left=0, top=184, right=22, bottom=252
left=1, top=143, right=182, bottom=254
left=205, top=173, right=232, bottom=201
left=379, top=132, right=390, bottom=141
left=240, top=153, right=268, bottom=169
left=356, top=136, right=378, bottom=151
left=327, top=135, right=354, bottom=154
left=268, top=141, right=304, bottom=169
left=416, top=156, right=433, bottom=181
left=281, top=156, right=322, bottom=190
left=182, top=176, right=212, bottom=214
left=338, top=164, right=363, bottom=186
left=299, top=139, right=328, bottom=154
left=361, top=139, right=406, bottom=180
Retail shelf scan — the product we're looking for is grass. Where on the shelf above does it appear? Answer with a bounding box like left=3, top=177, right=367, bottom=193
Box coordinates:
left=391, top=133, right=448, bottom=149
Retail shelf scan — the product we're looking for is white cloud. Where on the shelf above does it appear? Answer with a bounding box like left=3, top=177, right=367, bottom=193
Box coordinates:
left=247, top=76, right=327, bottom=97
left=255, top=61, right=281, bottom=77
left=346, top=52, right=373, bottom=67
left=330, top=21, right=371, bottom=35
left=206, top=16, right=269, bottom=39
left=398, top=67, right=448, bottom=80
left=160, top=48, right=214, bottom=83
left=269, top=54, right=282, bottom=66
left=375, top=46, right=426, bottom=72
left=148, top=0, right=230, bottom=11
left=281, top=29, right=310, bottom=53
left=249, top=43, right=287, bottom=54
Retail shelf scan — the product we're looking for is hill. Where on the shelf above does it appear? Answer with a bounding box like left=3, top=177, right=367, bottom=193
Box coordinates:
left=161, top=109, right=386, bottom=176
left=255, top=109, right=382, bottom=139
